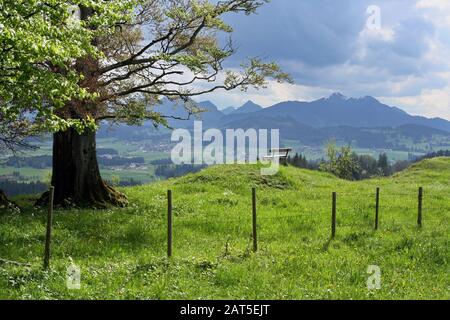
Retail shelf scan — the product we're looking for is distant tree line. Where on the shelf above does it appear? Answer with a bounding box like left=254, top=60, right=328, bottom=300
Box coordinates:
left=288, top=144, right=450, bottom=181
left=150, top=158, right=174, bottom=165
left=6, top=155, right=145, bottom=168
left=414, top=150, right=450, bottom=162
left=286, top=154, right=319, bottom=170
left=98, top=157, right=145, bottom=167
left=97, top=148, right=119, bottom=156
left=0, top=180, right=49, bottom=197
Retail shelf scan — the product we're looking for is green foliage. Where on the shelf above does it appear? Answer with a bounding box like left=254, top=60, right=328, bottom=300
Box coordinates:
left=287, top=153, right=310, bottom=169
left=320, top=141, right=360, bottom=180
left=0, top=1, right=132, bottom=133
left=0, top=158, right=449, bottom=299
left=377, top=153, right=389, bottom=176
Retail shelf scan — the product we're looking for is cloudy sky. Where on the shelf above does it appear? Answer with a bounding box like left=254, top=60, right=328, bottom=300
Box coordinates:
left=196, top=0, right=450, bottom=120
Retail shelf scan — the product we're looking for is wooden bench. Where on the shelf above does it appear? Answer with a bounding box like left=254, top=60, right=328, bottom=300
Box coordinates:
left=262, top=148, right=292, bottom=165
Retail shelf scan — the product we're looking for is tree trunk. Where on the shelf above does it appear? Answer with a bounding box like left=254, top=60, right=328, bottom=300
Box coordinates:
left=37, top=128, right=128, bottom=208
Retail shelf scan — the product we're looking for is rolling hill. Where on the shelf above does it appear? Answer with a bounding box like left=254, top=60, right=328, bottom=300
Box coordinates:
left=1, top=158, right=449, bottom=299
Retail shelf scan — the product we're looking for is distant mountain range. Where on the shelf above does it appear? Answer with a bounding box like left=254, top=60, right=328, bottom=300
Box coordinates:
left=98, top=93, right=450, bottom=152
left=218, top=101, right=263, bottom=115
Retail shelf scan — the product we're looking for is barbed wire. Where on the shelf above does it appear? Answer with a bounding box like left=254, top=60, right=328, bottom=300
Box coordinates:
left=171, top=211, right=448, bottom=226
left=137, top=188, right=450, bottom=233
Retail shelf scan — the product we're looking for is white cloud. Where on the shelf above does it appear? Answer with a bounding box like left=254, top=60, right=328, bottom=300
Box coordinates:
left=196, top=1, right=450, bottom=120
left=416, top=0, right=450, bottom=10
left=416, top=0, right=450, bottom=27
left=381, top=86, right=450, bottom=120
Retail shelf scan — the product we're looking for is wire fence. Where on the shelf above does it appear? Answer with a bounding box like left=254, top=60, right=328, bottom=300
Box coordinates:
left=36, top=185, right=449, bottom=267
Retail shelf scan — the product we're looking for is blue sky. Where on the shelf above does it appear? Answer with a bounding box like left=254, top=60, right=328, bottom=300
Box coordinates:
left=196, top=0, right=450, bottom=120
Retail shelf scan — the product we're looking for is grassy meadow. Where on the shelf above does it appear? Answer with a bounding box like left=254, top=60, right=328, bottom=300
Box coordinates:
left=0, top=158, right=449, bottom=299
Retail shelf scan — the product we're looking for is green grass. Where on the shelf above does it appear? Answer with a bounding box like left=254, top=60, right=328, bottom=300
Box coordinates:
left=0, top=158, right=449, bottom=300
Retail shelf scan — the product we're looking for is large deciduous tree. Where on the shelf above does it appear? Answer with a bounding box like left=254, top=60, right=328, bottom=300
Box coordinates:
left=1, top=0, right=104, bottom=210
left=2, top=0, right=291, bottom=208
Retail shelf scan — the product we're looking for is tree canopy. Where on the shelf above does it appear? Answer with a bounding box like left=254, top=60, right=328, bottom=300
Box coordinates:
left=0, top=1, right=114, bottom=134
left=1, top=0, right=291, bottom=133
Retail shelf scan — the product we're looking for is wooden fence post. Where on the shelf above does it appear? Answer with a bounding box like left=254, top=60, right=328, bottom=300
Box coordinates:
left=43, top=186, right=54, bottom=269
left=167, top=189, right=173, bottom=257
left=331, top=192, right=336, bottom=239
left=418, top=187, right=423, bottom=228
left=252, top=187, right=257, bottom=252
left=375, top=187, right=380, bottom=230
